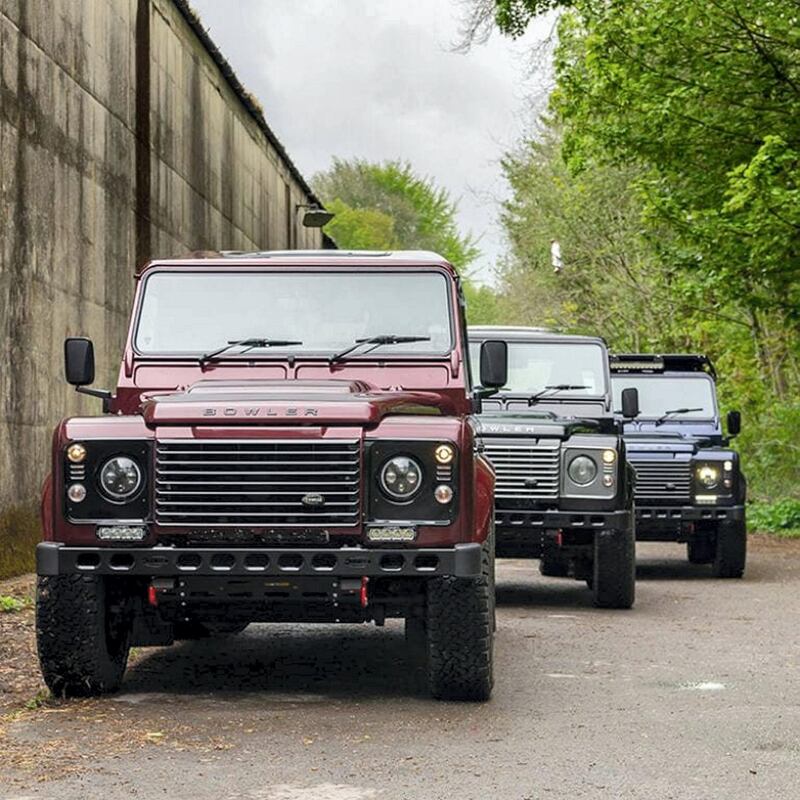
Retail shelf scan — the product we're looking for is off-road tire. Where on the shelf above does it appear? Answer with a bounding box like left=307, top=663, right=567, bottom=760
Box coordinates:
left=426, top=532, right=494, bottom=701
left=37, top=575, right=130, bottom=697
left=712, top=520, right=746, bottom=578
left=539, top=555, right=569, bottom=578
left=592, top=527, right=636, bottom=609
left=687, top=536, right=715, bottom=565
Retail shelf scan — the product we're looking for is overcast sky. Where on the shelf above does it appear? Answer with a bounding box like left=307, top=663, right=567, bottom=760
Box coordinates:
left=191, top=1, right=554, bottom=284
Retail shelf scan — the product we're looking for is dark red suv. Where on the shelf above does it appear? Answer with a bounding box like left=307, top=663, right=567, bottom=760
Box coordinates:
left=36, top=251, right=506, bottom=701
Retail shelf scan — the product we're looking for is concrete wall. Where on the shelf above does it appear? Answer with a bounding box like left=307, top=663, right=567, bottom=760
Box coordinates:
left=0, top=0, right=326, bottom=520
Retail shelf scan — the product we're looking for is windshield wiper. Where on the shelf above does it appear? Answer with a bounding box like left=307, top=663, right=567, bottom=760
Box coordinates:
left=655, top=407, right=704, bottom=426
left=329, top=334, right=431, bottom=364
left=527, top=384, right=590, bottom=406
left=199, top=337, right=303, bottom=365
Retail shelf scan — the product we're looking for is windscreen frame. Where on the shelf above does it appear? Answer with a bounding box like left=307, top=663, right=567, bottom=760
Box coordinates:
left=131, top=267, right=458, bottom=361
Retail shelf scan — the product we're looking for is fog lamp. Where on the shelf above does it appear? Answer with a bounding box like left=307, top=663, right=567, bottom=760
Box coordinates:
left=435, top=444, right=455, bottom=465
left=67, top=483, right=87, bottom=503
left=67, top=443, right=87, bottom=463
left=434, top=485, right=454, bottom=504
left=96, top=525, right=147, bottom=541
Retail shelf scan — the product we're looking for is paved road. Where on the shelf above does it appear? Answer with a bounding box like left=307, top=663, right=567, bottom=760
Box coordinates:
left=2, top=539, right=799, bottom=799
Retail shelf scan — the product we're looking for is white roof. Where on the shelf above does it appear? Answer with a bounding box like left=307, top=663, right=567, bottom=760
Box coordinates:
left=220, top=249, right=448, bottom=262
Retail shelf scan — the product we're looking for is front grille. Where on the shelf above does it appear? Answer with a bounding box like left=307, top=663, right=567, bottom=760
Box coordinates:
left=155, top=440, right=361, bottom=527
left=482, top=440, right=560, bottom=500
left=631, top=459, right=691, bottom=501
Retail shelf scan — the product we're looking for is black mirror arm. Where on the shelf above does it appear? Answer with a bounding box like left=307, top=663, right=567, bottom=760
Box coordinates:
left=76, top=386, right=112, bottom=399
left=474, top=386, right=499, bottom=400
left=75, top=386, right=114, bottom=413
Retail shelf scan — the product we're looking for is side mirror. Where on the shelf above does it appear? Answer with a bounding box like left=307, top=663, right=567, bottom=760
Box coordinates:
left=621, top=387, right=640, bottom=419
left=727, top=410, right=741, bottom=436
left=479, top=340, right=508, bottom=390
left=65, top=337, right=95, bottom=386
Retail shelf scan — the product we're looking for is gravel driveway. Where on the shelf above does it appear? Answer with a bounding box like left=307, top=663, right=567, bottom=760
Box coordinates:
left=1, top=536, right=799, bottom=799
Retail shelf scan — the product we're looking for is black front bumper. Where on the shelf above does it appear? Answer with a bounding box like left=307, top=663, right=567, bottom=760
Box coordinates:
left=635, top=503, right=745, bottom=539
left=495, top=507, right=633, bottom=533
left=36, top=542, right=482, bottom=579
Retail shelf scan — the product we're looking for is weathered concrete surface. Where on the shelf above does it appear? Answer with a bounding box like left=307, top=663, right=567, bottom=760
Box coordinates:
left=2, top=540, right=799, bottom=799
left=0, top=0, right=325, bottom=521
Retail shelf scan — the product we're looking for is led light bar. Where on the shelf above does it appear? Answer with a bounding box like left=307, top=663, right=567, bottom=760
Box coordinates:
left=96, top=525, right=147, bottom=541
left=366, top=526, right=417, bottom=543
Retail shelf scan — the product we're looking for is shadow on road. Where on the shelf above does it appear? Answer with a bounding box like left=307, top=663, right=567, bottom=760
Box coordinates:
left=496, top=563, right=596, bottom=610
left=636, top=555, right=769, bottom=583
left=122, top=622, right=424, bottom=701
left=494, top=546, right=768, bottom=611
left=635, top=558, right=718, bottom=581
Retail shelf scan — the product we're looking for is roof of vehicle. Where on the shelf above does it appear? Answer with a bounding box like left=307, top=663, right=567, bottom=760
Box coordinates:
left=609, top=353, right=716, bottom=379
left=136, top=250, right=455, bottom=276
left=469, top=325, right=606, bottom=346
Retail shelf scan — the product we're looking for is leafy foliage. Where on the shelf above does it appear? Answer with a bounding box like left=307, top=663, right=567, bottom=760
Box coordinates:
left=0, top=596, right=26, bottom=613
left=314, top=158, right=499, bottom=323
left=748, top=499, right=800, bottom=537
left=468, top=0, right=800, bottom=502
left=315, top=159, right=480, bottom=269
left=549, top=1, right=800, bottom=347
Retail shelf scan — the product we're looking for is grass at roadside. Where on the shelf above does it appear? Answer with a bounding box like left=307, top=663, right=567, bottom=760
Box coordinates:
left=0, top=575, right=44, bottom=717
left=0, top=596, right=28, bottom=613
left=748, top=499, right=800, bottom=539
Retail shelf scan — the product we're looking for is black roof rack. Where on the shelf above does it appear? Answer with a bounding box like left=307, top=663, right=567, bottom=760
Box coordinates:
left=609, top=353, right=716, bottom=379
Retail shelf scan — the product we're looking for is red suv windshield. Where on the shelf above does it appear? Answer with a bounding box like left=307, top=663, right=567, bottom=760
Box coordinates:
left=135, top=270, right=454, bottom=357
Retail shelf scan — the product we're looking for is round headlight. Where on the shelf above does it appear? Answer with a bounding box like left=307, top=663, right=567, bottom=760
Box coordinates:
left=380, top=456, right=423, bottom=501
left=568, top=455, right=598, bottom=485
left=98, top=456, right=143, bottom=502
left=697, top=465, right=719, bottom=489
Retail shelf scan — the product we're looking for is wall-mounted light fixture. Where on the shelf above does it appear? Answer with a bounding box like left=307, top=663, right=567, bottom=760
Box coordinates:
left=297, top=203, right=335, bottom=228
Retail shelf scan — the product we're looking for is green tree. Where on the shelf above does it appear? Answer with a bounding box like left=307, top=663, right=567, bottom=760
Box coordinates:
left=314, top=158, right=500, bottom=323
left=469, top=1, right=800, bottom=386
left=499, top=125, right=661, bottom=343
left=468, top=0, right=800, bottom=501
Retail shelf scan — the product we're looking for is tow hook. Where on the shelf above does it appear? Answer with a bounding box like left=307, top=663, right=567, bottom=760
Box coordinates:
left=337, top=577, right=370, bottom=607
left=148, top=578, right=175, bottom=607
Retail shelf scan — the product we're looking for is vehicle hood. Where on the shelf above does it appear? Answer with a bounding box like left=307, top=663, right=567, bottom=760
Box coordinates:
left=139, top=379, right=452, bottom=426
left=622, top=420, right=721, bottom=444
left=474, top=413, right=591, bottom=440
left=622, top=431, right=702, bottom=456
